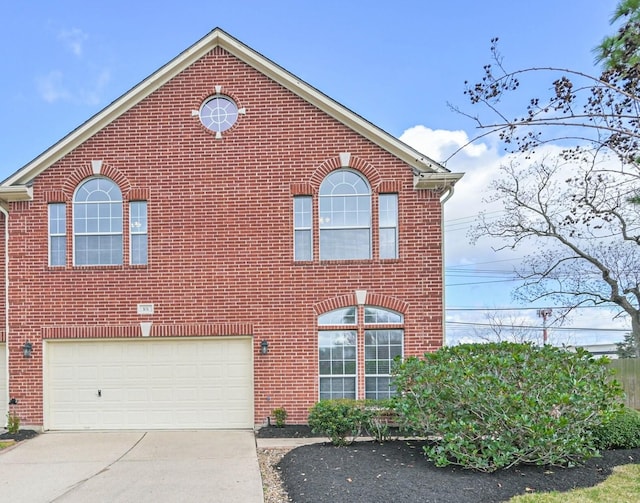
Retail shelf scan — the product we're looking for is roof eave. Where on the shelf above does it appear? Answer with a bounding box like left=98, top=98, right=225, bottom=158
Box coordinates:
left=413, top=172, right=464, bottom=190
left=0, top=186, right=33, bottom=202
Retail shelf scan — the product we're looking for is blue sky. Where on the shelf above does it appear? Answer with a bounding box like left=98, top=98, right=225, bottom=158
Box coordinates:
left=1, top=1, right=627, bottom=345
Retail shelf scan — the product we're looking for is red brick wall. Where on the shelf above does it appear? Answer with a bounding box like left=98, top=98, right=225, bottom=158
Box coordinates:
left=6, top=47, right=445, bottom=426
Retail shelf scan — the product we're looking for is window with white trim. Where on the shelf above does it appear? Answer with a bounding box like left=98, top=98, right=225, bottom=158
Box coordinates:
left=379, top=194, right=398, bottom=259
left=129, top=201, right=148, bottom=265
left=319, top=330, right=357, bottom=400
left=48, top=203, right=66, bottom=267
left=318, top=306, right=403, bottom=401
left=293, top=196, right=312, bottom=261
left=73, top=177, right=123, bottom=266
left=319, top=170, right=371, bottom=260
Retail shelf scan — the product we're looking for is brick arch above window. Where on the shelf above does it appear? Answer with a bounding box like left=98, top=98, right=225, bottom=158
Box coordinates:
left=44, top=190, right=68, bottom=203
left=127, top=187, right=150, bottom=201
left=312, top=292, right=408, bottom=317
left=62, top=162, right=131, bottom=198
left=365, top=293, right=409, bottom=315
left=309, top=154, right=381, bottom=191
left=313, top=294, right=359, bottom=316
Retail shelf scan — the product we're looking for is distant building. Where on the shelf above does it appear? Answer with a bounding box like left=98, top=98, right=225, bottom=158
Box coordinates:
left=566, top=343, right=620, bottom=359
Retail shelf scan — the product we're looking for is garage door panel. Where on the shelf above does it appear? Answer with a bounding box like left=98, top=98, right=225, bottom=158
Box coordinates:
left=76, top=365, right=99, bottom=380
left=46, top=338, right=253, bottom=430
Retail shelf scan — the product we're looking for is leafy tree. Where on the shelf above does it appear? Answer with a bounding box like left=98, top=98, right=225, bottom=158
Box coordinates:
left=616, top=332, right=639, bottom=357
left=456, top=1, right=640, bottom=166
left=597, top=0, right=640, bottom=74
left=470, top=156, right=640, bottom=356
left=459, top=1, right=640, bottom=354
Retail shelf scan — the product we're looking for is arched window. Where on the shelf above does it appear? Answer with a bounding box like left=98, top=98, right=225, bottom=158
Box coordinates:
left=73, top=177, right=123, bottom=265
left=319, top=170, right=371, bottom=260
left=318, top=305, right=403, bottom=401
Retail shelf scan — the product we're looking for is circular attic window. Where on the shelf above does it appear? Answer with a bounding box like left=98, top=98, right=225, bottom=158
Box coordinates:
left=199, top=95, right=239, bottom=133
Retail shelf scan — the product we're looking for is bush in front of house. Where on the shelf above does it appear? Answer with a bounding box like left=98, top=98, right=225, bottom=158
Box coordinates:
left=392, top=342, right=624, bottom=472
left=592, top=406, right=640, bottom=450
left=308, top=399, right=368, bottom=445
left=271, top=407, right=288, bottom=428
left=308, top=399, right=398, bottom=445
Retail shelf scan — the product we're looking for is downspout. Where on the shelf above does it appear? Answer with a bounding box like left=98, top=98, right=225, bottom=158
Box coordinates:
left=439, top=186, right=456, bottom=346
left=0, top=204, right=8, bottom=427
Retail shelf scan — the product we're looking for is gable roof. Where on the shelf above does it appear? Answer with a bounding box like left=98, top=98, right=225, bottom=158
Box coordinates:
left=0, top=28, right=462, bottom=201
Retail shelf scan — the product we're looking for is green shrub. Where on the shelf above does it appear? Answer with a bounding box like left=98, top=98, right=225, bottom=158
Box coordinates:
left=392, top=342, right=624, bottom=472
left=272, top=407, right=288, bottom=428
left=308, top=399, right=368, bottom=445
left=6, top=411, right=20, bottom=435
left=592, top=406, right=640, bottom=450
left=363, top=399, right=397, bottom=443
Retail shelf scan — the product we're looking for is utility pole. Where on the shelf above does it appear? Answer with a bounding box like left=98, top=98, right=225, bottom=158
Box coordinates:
left=537, top=309, right=553, bottom=345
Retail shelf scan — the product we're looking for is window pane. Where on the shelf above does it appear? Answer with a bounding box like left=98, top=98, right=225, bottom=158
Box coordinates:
left=130, top=201, right=148, bottom=233
left=130, top=201, right=148, bottom=265
left=294, top=196, right=312, bottom=261
left=49, top=203, right=66, bottom=267
left=319, top=170, right=371, bottom=261
left=75, top=235, right=123, bottom=266
left=365, top=377, right=395, bottom=400
left=73, top=178, right=123, bottom=265
left=380, top=228, right=397, bottom=259
left=294, top=230, right=311, bottom=261
left=379, top=194, right=398, bottom=227
left=320, top=229, right=370, bottom=260
left=364, top=307, right=403, bottom=324
left=50, top=236, right=66, bottom=267
left=319, top=377, right=356, bottom=400
left=343, top=346, right=356, bottom=359
left=344, top=361, right=356, bottom=374
left=294, top=196, right=311, bottom=228
left=131, top=235, right=148, bottom=265
left=318, top=308, right=356, bottom=326
left=318, top=330, right=357, bottom=400
left=364, top=329, right=403, bottom=400
left=379, top=194, right=398, bottom=259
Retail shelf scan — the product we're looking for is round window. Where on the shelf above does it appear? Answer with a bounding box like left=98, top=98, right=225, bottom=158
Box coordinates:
left=199, top=95, right=239, bottom=133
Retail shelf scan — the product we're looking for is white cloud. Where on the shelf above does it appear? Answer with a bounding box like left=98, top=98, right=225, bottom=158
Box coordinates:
left=80, top=68, right=111, bottom=106
left=36, top=67, right=111, bottom=106
left=400, top=124, right=509, bottom=265
left=400, top=124, right=489, bottom=164
left=58, top=28, right=89, bottom=57
left=37, top=71, right=71, bottom=103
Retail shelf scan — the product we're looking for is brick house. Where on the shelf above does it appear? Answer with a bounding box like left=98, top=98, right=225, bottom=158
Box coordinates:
left=0, top=29, right=462, bottom=430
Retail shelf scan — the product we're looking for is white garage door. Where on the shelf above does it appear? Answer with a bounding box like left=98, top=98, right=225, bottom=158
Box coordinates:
left=45, top=337, right=253, bottom=430
left=0, top=343, right=6, bottom=427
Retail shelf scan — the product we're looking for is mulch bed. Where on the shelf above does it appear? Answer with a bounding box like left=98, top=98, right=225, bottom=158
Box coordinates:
left=0, top=430, right=39, bottom=442
left=258, top=425, right=640, bottom=503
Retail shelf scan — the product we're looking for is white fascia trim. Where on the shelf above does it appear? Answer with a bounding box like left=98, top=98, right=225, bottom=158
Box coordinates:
left=413, top=172, right=464, bottom=191
left=0, top=186, right=33, bottom=202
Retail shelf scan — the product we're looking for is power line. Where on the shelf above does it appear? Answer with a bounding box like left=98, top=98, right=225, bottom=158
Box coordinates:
left=446, top=321, right=628, bottom=332
left=446, top=305, right=618, bottom=311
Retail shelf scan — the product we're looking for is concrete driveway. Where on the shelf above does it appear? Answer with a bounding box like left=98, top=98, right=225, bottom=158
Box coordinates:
left=0, top=430, right=263, bottom=502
